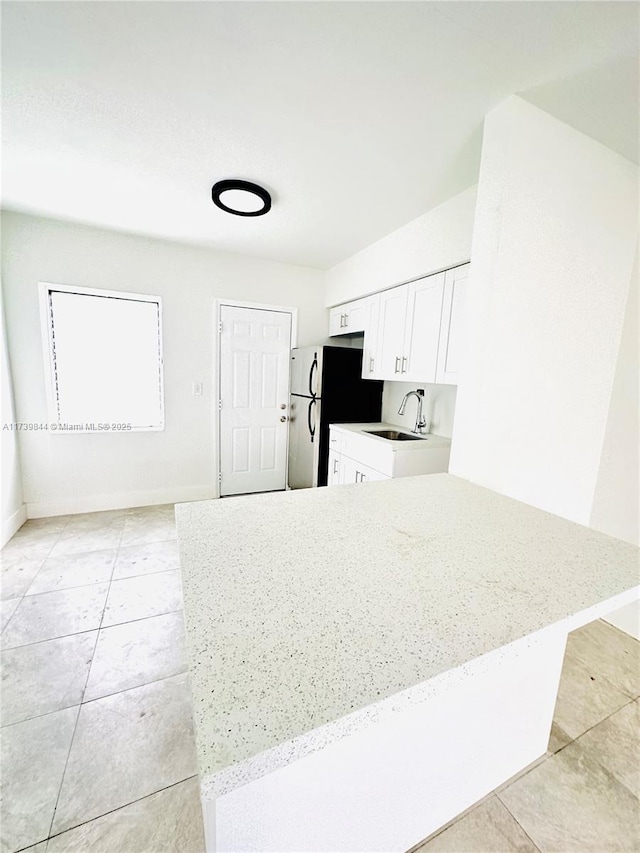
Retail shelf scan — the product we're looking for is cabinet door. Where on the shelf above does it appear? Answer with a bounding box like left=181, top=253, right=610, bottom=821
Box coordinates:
left=436, top=264, right=469, bottom=385
left=329, top=306, right=347, bottom=336
left=329, top=299, right=369, bottom=336
left=327, top=449, right=342, bottom=485
left=402, top=272, right=445, bottom=383
left=341, top=455, right=388, bottom=484
left=354, top=461, right=389, bottom=483
left=376, top=285, right=408, bottom=378
left=340, top=455, right=359, bottom=485
left=362, top=294, right=380, bottom=379
left=342, top=298, right=368, bottom=333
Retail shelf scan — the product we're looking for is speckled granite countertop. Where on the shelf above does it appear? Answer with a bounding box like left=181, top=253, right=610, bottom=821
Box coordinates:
left=176, top=473, right=639, bottom=795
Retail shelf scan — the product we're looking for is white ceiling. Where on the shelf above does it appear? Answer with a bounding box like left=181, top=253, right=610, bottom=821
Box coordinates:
left=2, top=2, right=638, bottom=269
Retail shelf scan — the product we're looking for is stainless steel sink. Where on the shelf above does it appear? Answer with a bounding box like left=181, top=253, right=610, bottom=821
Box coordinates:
left=365, top=429, right=425, bottom=441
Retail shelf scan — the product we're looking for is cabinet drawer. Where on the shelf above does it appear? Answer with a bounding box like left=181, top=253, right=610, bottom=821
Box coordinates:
left=341, top=432, right=394, bottom=476
left=328, top=429, right=343, bottom=455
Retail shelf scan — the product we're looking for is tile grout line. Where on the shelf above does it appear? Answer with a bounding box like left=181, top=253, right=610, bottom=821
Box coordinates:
left=41, top=774, right=199, bottom=848
left=22, top=562, right=180, bottom=599
left=495, top=692, right=640, bottom=849
left=42, top=510, right=181, bottom=844
left=2, top=571, right=181, bottom=652
left=44, top=516, right=129, bottom=842
left=493, top=794, right=544, bottom=853
left=0, top=665, right=189, bottom=732
left=553, top=691, right=638, bottom=754
left=79, top=664, right=189, bottom=709
left=1, top=518, right=71, bottom=853
left=0, top=605, right=184, bottom=653
left=0, top=520, right=69, bottom=647
left=12, top=774, right=199, bottom=853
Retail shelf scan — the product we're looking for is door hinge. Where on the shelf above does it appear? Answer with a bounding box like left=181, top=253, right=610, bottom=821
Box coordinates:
left=218, top=399, right=222, bottom=410
left=218, top=321, right=223, bottom=333
left=218, top=472, right=222, bottom=483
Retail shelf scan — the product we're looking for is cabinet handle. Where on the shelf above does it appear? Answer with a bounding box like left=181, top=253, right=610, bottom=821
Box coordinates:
left=394, top=356, right=401, bottom=373
left=333, top=459, right=339, bottom=474
left=401, top=356, right=408, bottom=373
left=339, top=313, right=344, bottom=328
left=344, top=313, right=349, bottom=327
left=369, top=357, right=374, bottom=373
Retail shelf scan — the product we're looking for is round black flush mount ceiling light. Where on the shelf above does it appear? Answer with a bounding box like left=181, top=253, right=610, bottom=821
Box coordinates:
left=211, top=179, right=272, bottom=217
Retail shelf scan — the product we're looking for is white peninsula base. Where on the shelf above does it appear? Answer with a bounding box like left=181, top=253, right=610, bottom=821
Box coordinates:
left=205, top=626, right=571, bottom=852
left=175, top=475, right=639, bottom=853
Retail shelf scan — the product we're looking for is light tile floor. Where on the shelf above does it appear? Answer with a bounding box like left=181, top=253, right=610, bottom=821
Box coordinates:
left=1, top=506, right=639, bottom=852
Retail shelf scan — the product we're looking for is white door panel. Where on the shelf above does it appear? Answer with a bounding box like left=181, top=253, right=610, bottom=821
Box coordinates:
left=377, top=285, right=408, bottom=377
left=404, top=273, right=445, bottom=382
left=220, top=305, right=291, bottom=496
left=436, top=265, right=469, bottom=385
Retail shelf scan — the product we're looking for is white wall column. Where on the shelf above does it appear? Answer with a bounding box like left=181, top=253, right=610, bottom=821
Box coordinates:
left=450, top=97, right=638, bottom=525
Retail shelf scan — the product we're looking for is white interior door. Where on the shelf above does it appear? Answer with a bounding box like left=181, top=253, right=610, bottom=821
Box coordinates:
left=219, top=305, right=292, bottom=496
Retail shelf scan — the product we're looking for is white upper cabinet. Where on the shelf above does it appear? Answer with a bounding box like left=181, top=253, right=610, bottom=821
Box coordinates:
left=328, top=263, right=469, bottom=385
left=436, top=264, right=469, bottom=385
left=328, top=297, right=369, bottom=336
left=403, top=273, right=446, bottom=382
left=376, top=285, right=408, bottom=377
left=361, top=293, right=380, bottom=379
left=375, top=272, right=445, bottom=382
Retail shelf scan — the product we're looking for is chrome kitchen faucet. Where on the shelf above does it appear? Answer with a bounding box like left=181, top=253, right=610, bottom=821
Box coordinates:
left=398, top=388, right=427, bottom=434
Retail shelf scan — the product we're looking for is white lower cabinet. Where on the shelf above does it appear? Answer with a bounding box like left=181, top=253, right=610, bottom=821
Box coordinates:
left=328, top=445, right=388, bottom=485
left=327, top=449, right=342, bottom=485
left=327, top=424, right=451, bottom=486
left=341, top=456, right=389, bottom=485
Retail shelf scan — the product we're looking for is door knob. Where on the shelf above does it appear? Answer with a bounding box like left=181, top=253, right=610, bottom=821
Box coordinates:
left=280, top=403, right=287, bottom=409
left=280, top=415, right=288, bottom=422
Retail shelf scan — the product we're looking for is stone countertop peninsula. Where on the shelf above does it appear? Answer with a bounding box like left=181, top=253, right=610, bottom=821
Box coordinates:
left=175, top=473, right=639, bottom=797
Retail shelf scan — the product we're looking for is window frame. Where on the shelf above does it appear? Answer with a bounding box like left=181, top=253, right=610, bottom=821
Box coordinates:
left=39, top=282, right=165, bottom=433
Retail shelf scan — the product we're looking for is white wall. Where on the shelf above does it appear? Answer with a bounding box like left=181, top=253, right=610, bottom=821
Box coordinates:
left=1, top=212, right=327, bottom=517
left=382, top=381, right=457, bottom=439
left=449, top=97, right=639, bottom=526
left=1, top=281, right=26, bottom=543
left=325, top=186, right=476, bottom=307
left=590, top=246, right=640, bottom=638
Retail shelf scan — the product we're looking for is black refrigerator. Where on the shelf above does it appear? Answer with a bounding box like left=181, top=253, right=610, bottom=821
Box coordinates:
left=288, top=346, right=383, bottom=488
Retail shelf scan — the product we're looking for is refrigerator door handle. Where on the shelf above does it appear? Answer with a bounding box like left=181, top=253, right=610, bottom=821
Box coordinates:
left=307, top=398, right=317, bottom=443
left=309, top=355, right=318, bottom=397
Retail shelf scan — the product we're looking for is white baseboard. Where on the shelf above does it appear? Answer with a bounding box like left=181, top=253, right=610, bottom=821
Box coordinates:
left=1, top=504, right=28, bottom=546
left=26, top=485, right=217, bottom=519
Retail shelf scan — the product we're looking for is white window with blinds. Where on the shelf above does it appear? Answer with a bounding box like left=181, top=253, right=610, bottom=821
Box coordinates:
left=40, top=283, right=164, bottom=432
